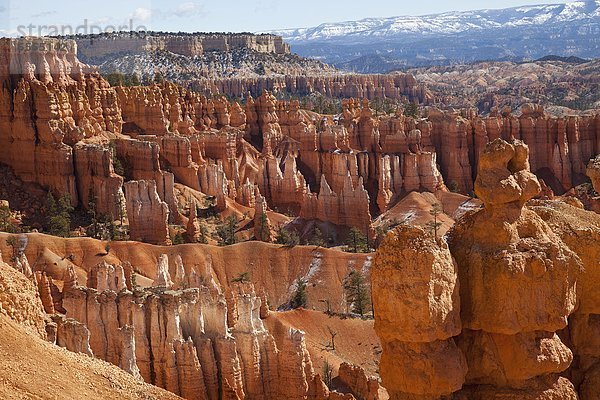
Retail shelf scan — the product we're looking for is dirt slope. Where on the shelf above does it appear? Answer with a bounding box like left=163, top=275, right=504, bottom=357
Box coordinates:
left=267, top=309, right=381, bottom=377
left=0, top=233, right=371, bottom=313
left=0, top=315, right=181, bottom=400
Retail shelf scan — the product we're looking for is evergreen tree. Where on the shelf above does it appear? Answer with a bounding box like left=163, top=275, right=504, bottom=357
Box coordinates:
left=290, top=277, right=308, bottom=309
left=275, top=226, right=300, bottom=247
left=199, top=221, right=209, bottom=244
left=343, top=269, right=370, bottom=316
left=87, top=189, right=100, bottom=239
left=0, top=202, right=14, bottom=233
left=404, top=102, right=420, bottom=118
left=46, top=192, right=73, bottom=237
left=308, top=227, right=325, bottom=247
left=257, top=212, right=270, bottom=242
left=427, top=203, right=443, bottom=243
left=104, top=72, right=125, bottom=87
left=323, top=360, right=333, bottom=389
left=345, top=227, right=369, bottom=253
left=130, top=73, right=141, bottom=86
left=217, top=215, right=238, bottom=246
left=171, top=231, right=185, bottom=245
left=109, top=141, right=125, bottom=176
left=231, top=271, right=250, bottom=283
left=153, top=72, right=165, bottom=84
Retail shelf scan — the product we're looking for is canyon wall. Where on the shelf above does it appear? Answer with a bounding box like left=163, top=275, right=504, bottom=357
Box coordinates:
left=0, top=37, right=122, bottom=208
left=0, top=37, right=598, bottom=239
left=57, top=256, right=340, bottom=400
left=198, top=73, right=432, bottom=104
left=427, top=106, right=600, bottom=195
left=73, top=33, right=290, bottom=64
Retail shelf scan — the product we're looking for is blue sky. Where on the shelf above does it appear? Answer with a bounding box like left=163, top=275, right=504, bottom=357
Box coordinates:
left=0, top=0, right=569, bottom=36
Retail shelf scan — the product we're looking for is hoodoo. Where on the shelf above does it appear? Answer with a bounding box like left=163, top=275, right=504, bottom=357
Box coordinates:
left=1, top=2, right=600, bottom=398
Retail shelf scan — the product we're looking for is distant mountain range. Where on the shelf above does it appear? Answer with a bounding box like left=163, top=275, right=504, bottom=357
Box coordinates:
left=268, top=1, right=600, bottom=72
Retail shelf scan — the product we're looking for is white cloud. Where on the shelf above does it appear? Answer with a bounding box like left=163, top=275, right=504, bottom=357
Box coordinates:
left=130, top=7, right=152, bottom=22
left=30, top=10, right=57, bottom=18
left=173, top=2, right=204, bottom=17
left=151, top=2, right=206, bottom=20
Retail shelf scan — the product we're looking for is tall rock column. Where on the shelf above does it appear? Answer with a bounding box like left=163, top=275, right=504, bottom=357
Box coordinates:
left=253, top=194, right=272, bottom=242
left=449, top=139, right=580, bottom=398
left=372, top=225, right=466, bottom=399
left=124, top=180, right=171, bottom=245
left=73, top=143, right=124, bottom=217
left=587, top=155, right=600, bottom=194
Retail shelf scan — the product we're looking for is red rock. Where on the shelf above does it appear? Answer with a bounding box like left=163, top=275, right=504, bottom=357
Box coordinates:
left=337, top=362, right=380, bottom=400
left=124, top=180, right=171, bottom=245
left=588, top=155, right=600, bottom=194
left=74, top=143, right=125, bottom=217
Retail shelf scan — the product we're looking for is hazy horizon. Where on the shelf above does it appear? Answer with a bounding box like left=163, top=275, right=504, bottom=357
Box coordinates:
left=0, top=0, right=573, bottom=37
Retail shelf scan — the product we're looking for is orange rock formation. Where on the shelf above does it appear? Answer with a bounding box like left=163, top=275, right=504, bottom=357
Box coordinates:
left=373, top=138, right=599, bottom=399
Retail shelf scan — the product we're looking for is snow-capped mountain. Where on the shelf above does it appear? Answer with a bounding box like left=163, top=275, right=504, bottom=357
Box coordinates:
left=267, top=1, right=600, bottom=72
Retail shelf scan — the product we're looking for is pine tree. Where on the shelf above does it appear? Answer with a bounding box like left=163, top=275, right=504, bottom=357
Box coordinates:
left=257, top=212, right=270, bottom=242
left=130, top=73, right=141, bottom=86
left=231, top=271, right=250, bottom=283
left=308, top=227, right=325, bottom=247
left=343, top=269, right=370, bottom=316
left=275, top=226, right=300, bottom=247
left=0, top=202, right=14, bottom=232
left=290, top=277, right=308, bottom=309
left=404, top=102, right=419, bottom=118
left=46, top=192, right=73, bottom=237
left=199, top=221, right=209, bottom=244
left=323, top=360, right=333, bottom=389
left=345, top=227, right=368, bottom=253
left=427, top=203, right=443, bottom=243
left=108, top=141, right=125, bottom=176
left=217, top=215, right=238, bottom=246
left=154, top=72, right=165, bottom=84
left=87, top=189, right=100, bottom=239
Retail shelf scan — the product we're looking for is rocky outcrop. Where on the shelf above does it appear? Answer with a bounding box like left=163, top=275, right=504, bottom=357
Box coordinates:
left=203, top=73, right=432, bottom=104
left=88, top=261, right=128, bottom=292
left=371, top=139, right=595, bottom=399
left=74, top=32, right=290, bottom=64
left=114, top=138, right=180, bottom=217
left=528, top=200, right=600, bottom=400
left=1, top=36, right=597, bottom=246
left=34, top=271, right=56, bottom=314
left=337, top=362, right=380, bottom=400
left=253, top=194, right=272, bottom=242
left=153, top=254, right=174, bottom=288
left=51, top=314, right=94, bottom=356
left=124, top=180, right=170, bottom=245
left=0, top=38, right=122, bottom=207
left=0, top=254, right=47, bottom=338
left=185, top=200, right=203, bottom=243
left=60, top=257, right=339, bottom=400
left=372, top=225, right=466, bottom=399
left=74, top=143, right=125, bottom=217
left=588, top=155, right=600, bottom=194
left=449, top=139, right=580, bottom=397
left=428, top=106, right=600, bottom=195
left=301, top=175, right=372, bottom=231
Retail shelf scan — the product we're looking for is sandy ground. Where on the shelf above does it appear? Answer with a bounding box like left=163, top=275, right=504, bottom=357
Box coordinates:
left=375, top=191, right=481, bottom=237
left=267, top=309, right=381, bottom=377
left=0, top=315, right=181, bottom=400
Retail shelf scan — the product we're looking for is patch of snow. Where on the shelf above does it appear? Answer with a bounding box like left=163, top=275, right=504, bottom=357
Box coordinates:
left=361, top=256, right=372, bottom=275
left=265, top=2, right=599, bottom=43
